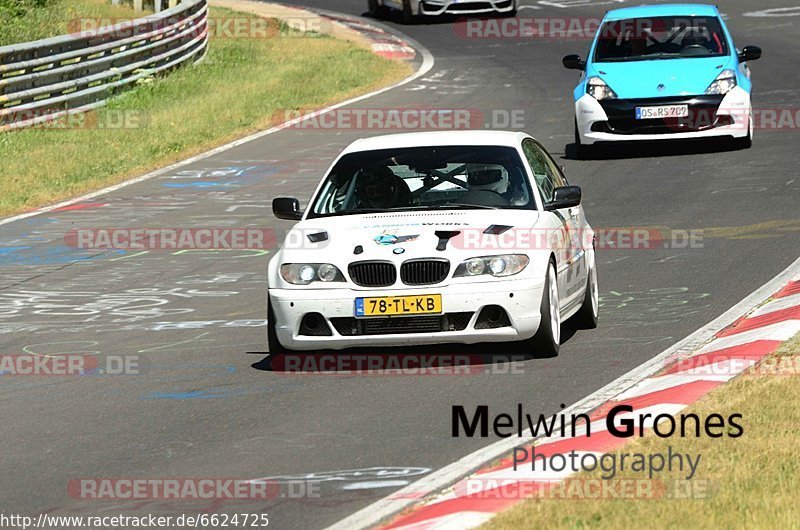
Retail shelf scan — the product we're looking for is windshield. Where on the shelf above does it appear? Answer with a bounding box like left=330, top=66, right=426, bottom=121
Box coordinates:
left=307, top=145, right=535, bottom=218
left=594, top=16, right=728, bottom=62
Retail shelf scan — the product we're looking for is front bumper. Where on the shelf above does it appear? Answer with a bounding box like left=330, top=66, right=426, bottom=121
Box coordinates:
left=269, top=277, right=544, bottom=350
left=575, top=86, right=751, bottom=145
left=418, top=0, right=515, bottom=15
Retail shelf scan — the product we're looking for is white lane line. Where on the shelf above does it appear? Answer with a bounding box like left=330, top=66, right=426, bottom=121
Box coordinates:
left=0, top=21, right=434, bottom=228
left=325, top=256, right=800, bottom=530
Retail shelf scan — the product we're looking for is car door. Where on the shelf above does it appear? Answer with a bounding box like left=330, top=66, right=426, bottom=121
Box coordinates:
left=521, top=139, right=586, bottom=309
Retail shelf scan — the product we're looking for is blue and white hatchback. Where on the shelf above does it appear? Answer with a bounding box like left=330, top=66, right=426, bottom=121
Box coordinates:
left=562, top=4, right=761, bottom=156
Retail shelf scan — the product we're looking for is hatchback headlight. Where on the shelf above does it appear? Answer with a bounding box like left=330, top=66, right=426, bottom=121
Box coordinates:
left=280, top=263, right=344, bottom=285
left=454, top=255, right=529, bottom=278
left=705, top=69, right=737, bottom=95
left=586, top=76, right=618, bottom=100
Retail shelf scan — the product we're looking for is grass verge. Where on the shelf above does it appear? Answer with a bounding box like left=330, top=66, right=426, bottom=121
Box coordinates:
left=481, top=332, right=800, bottom=530
left=0, top=0, right=150, bottom=46
left=0, top=6, right=410, bottom=217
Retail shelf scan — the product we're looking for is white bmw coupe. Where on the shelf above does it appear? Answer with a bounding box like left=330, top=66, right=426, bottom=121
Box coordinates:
left=268, top=131, right=598, bottom=357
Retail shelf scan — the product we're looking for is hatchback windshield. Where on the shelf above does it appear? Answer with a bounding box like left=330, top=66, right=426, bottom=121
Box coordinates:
left=307, top=145, right=535, bottom=218
left=594, top=16, right=728, bottom=62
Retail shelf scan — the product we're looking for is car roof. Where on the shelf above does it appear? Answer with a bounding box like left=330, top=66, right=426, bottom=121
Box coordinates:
left=342, top=130, right=530, bottom=154
left=603, top=3, right=720, bottom=21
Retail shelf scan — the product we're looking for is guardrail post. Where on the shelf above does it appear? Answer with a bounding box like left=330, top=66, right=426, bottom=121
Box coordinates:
left=154, top=0, right=162, bottom=12
left=169, top=0, right=178, bottom=7
left=133, top=0, right=143, bottom=13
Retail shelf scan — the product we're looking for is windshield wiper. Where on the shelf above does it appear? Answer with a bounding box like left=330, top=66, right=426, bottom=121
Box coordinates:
left=435, top=203, right=500, bottom=210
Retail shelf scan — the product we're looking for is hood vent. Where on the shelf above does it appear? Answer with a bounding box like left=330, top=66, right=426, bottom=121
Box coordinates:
left=434, top=231, right=461, bottom=251
left=484, top=224, right=513, bottom=235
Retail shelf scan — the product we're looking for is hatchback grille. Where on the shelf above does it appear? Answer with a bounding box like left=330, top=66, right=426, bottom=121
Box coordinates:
left=348, top=261, right=396, bottom=287
left=401, top=259, right=450, bottom=286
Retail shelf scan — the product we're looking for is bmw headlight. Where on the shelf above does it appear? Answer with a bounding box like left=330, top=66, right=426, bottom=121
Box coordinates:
left=280, top=263, right=344, bottom=285
left=705, top=69, right=737, bottom=95
left=586, top=76, right=618, bottom=100
left=454, top=255, right=529, bottom=278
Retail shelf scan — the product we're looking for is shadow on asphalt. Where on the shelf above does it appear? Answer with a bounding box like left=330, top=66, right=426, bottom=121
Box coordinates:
left=563, top=138, right=747, bottom=161
left=246, top=323, right=590, bottom=373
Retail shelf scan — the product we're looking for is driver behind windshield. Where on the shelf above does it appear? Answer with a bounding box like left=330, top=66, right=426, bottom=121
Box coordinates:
left=354, top=165, right=412, bottom=209
left=466, top=164, right=528, bottom=206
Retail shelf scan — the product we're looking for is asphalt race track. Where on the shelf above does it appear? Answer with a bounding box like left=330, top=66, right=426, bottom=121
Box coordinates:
left=1, top=1, right=798, bottom=528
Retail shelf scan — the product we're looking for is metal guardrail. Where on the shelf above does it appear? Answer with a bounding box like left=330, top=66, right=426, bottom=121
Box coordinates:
left=0, top=0, right=208, bottom=130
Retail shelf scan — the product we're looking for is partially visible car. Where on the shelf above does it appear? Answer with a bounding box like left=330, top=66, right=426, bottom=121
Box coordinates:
left=562, top=4, right=761, bottom=157
left=368, top=0, right=517, bottom=24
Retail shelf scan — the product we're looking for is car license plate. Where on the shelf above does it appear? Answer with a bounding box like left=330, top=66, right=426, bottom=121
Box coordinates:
left=635, top=105, right=689, bottom=120
left=355, top=294, right=442, bottom=317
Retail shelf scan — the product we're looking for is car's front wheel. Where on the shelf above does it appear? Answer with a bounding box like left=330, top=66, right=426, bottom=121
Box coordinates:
left=400, top=0, right=416, bottom=24
left=572, top=249, right=598, bottom=329
left=500, top=0, right=517, bottom=17
left=574, top=119, right=595, bottom=159
left=735, top=109, right=754, bottom=149
left=518, top=261, right=560, bottom=357
left=367, top=0, right=387, bottom=18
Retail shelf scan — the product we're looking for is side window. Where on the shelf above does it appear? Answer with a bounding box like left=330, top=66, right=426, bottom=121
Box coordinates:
left=522, top=139, right=565, bottom=203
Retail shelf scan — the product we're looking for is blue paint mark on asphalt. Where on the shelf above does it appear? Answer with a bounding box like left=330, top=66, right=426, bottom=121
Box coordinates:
left=0, top=246, right=32, bottom=255
left=162, top=181, right=241, bottom=189
left=0, top=245, right=125, bottom=266
left=141, top=388, right=247, bottom=400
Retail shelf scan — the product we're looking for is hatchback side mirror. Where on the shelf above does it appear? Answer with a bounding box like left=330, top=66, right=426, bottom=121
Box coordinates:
left=546, top=186, right=582, bottom=210
left=738, top=45, right=762, bottom=62
left=273, top=197, right=303, bottom=220
left=562, top=54, right=586, bottom=71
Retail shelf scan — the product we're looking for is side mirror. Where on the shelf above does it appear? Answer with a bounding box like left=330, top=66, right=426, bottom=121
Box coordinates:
left=562, top=54, right=586, bottom=71
left=738, top=45, right=761, bottom=62
left=546, top=186, right=582, bottom=210
left=272, top=197, right=303, bottom=220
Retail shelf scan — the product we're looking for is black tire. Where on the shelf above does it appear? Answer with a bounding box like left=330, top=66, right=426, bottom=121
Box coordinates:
left=367, top=0, right=387, bottom=18
left=572, top=251, right=598, bottom=329
left=501, top=0, right=517, bottom=17
left=518, top=261, right=560, bottom=357
left=574, top=120, right=595, bottom=160
left=732, top=110, right=753, bottom=149
left=401, top=0, right=415, bottom=24
left=267, top=295, right=290, bottom=356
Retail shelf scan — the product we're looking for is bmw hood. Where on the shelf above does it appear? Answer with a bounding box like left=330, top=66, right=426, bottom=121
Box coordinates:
left=277, top=209, right=541, bottom=264
left=589, top=56, right=732, bottom=98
